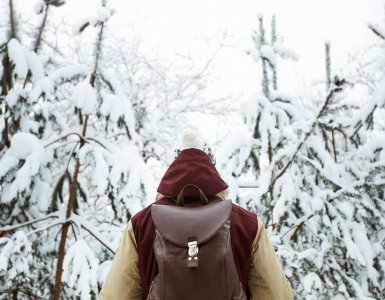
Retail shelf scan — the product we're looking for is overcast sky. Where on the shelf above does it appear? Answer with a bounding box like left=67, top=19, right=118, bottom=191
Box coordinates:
left=5, top=0, right=385, bottom=141
left=105, top=0, right=384, bottom=93
left=9, top=0, right=384, bottom=95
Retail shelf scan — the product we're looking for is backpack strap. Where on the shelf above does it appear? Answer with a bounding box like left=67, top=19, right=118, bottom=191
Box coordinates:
left=176, top=184, right=209, bottom=206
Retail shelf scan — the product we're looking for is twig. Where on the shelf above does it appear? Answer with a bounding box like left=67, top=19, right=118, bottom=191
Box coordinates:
left=268, top=85, right=342, bottom=195
left=0, top=212, right=61, bottom=232
left=44, top=132, right=82, bottom=148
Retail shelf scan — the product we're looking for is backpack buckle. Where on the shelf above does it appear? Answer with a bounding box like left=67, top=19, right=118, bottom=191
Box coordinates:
left=187, top=241, right=199, bottom=268
left=188, top=241, right=198, bottom=257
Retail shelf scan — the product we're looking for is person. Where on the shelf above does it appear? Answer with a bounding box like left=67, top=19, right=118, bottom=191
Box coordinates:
left=100, top=135, right=293, bottom=300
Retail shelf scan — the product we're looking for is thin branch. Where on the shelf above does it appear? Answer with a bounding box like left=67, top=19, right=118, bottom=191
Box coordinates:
left=268, top=85, right=343, bottom=194
left=368, top=24, right=385, bottom=40
left=27, top=219, right=64, bottom=236
left=44, top=132, right=82, bottom=148
left=34, top=3, right=50, bottom=53
left=85, top=137, right=110, bottom=151
left=9, top=0, right=17, bottom=39
left=0, top=212, right=61, bottom=232
left=79, top=221, right=115, bottom=254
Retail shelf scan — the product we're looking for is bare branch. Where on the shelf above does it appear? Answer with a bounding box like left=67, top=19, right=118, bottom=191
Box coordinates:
left=0, top=211, right=61, bottom=233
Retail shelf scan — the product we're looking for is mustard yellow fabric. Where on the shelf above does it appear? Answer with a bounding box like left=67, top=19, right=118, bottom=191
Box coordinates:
left=248, top=219, right=293, bottom=299
left=99, top=220, right=143, bottom=300
left=100, top=219, right=293, bottom=300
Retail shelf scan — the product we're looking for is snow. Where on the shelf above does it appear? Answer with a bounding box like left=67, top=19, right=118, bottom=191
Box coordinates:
left=260, top=44, right=276, bottom=66
left=216, top=132, right=255, bottom=176
left=351, top=222, right=379, bottom=285
left=30, top=178, right=52, bottom=211
left=0, top=156, right=18, bottom=177
left=0, top=231, right=32, bottom=280
left=25, top=51, right=45, bottom=83
left=30, top=65, right=88, bottom=102
left=99, top=68, right=137, bottom=137
left=5, top=89, right=18, bottom=107
left=0, top=133, right=47, bottom=203
left=246, top=48, right=261, bottom=62
left=78, top=143, right=94, bottom=164
left=7, top=38, right=28, bottom=80
left=92, top=147, right=109, bottom=194
left=302, top=272, right=322, bottom=293
left=73, top=6, right=114, bottom=34
left=110, top=145, right=157, bottom=211
left=368, top=22, right=385, bottom=39
left=274, top=43, right=299, bottom=61
left=100, top=93, right=124, bottom=122
left=62, top=239, right=99, bottom=300
left=372, top=76, right=385, bottom=107
left=72, top=81, right=97, bottom=114
left=34, top=0, right=44, bottom=14
left=273, top=174, right=296, bottom=221
left=97, top=260, right=112, bottom=285
left=8, top=132, right=45, bottom=161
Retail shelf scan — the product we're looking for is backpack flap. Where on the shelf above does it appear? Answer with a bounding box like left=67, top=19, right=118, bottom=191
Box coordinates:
left=151, top=200, right=232, bottom=268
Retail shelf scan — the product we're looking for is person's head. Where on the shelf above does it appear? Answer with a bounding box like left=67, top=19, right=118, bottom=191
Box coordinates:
left=156, top=132, right=229, bottom=200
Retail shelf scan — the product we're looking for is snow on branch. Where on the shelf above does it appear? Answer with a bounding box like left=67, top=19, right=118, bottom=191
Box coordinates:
left=268, top=83, right=345, bottom=194
left=368, top=23, right=385, bottom=40
left=73, top=6, right=114, bottom=34
left=0, top=211, right=61, bottom=232
left=62, top=239, right=99, bottom=299
left=7, top=38, right=28, bottom=80
left=0, top=230, right=32, bottom=280
left=30, top=65, right=88, bottom=102
left=0, top=132, right=48, bottom=203
left=71, top=214, right=115, bottom=254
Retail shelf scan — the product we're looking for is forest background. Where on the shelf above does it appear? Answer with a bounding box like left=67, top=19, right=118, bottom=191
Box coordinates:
left=1, top=0, right=385, bottom=299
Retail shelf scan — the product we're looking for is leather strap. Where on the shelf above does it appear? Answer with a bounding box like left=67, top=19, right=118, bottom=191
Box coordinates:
left=176, top=184, right=208, bottom=206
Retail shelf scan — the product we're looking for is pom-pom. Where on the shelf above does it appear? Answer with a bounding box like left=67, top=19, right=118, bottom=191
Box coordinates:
left=181, top=132, right=204, bottom=150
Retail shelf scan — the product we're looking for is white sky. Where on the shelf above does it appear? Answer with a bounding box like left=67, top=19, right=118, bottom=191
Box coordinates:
left=105, top=0, right=384, bottom=93
left=5, top=0, right=385, bottom=141
left=105, top=0, right=384, bottom=140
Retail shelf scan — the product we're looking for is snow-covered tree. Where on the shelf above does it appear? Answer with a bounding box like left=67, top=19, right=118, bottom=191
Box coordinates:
left=218, top=14, right=385, bottom=299
left=0, top=1, right=229, bottom=298
left=0, top=1, right=155, bottom=298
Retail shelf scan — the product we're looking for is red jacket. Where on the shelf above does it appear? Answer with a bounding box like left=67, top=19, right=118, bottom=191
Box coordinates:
left=131, top=148, right=258, bottom=299
left=100, top=148, right=293, bottom=300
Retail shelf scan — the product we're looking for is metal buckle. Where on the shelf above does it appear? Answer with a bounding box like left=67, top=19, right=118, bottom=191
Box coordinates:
left=188, top=241, right=198, bottom=257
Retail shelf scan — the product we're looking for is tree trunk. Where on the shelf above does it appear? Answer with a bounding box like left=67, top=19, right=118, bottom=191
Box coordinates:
left=53, top=156, right=82, bottom=300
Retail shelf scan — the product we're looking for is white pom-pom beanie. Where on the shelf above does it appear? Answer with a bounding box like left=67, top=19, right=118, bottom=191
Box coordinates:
left=180, top=131, right=205, bottom=151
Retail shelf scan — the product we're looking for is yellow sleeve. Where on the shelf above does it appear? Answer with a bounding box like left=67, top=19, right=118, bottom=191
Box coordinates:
left=99, top=220, right=143, bottom=300
left=248, top=219, right=293, bottom=300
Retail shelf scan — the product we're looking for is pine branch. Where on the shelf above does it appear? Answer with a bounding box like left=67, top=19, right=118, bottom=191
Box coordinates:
left=72, top=213, right=115, bottom=254
left=34, top=3, right=49, bottom=54
left=368, top=24, right=385, bottom=40
left=0, top=211, right=61, bottom=233
left=44, top=132, right=83, bottom=148
left=268, top=84, right=344, bottom=196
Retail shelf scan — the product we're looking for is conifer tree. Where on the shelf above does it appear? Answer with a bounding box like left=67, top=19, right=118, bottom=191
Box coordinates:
left=219, top=14, right=385, bottom=299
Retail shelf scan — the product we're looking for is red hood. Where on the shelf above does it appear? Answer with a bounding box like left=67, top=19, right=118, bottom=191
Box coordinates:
left=157, top=148, right=228, bottom=198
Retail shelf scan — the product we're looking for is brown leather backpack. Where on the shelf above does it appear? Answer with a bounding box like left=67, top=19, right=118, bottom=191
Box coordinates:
left=148, top=184, right=247, bottom=300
